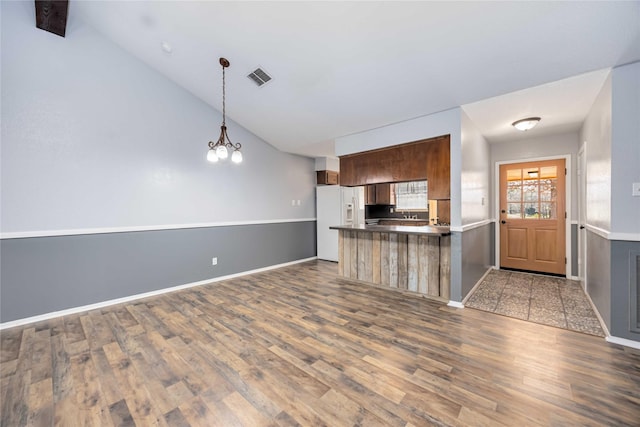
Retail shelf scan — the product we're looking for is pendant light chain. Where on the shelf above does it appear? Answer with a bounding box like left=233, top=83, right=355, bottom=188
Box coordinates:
left=221, top=63, right=226, bottom=127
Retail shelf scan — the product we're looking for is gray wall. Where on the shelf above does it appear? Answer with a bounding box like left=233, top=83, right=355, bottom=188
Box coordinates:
left=608, top=61, right=640, bottom=341
left=460, top=110, right=490, bottom=225
left=460, top=222, right=494, bottom=300
left=610, top=62, right=640, bottom=235
left=1, top=1, right=316, bottom=234
left=579, top=62, right=640, bottom=341
left=458, top=111, right=493, bottom=300
left=0, top=2, right=318, bottom=323
left=611, top=240, right=640, bottom=341
left=580, top=74, right=612, bottom=230
left=490, top=131, right=580, bottom=221
left=1, top=221, right=316, bottom=323
left=489, top=132, right=580, bottom=277
left=586, top=231, right=611, bottom=328
left=580, top=73, right=613, bottom=329
left=585, top=233, right=640, bottom=341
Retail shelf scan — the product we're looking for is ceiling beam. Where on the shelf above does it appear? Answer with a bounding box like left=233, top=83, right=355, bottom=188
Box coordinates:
left=35, top=0, right=69, bottom=38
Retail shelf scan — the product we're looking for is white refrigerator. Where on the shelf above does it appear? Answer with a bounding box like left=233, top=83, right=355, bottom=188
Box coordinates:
left=316, top=186, right=365, bottom=261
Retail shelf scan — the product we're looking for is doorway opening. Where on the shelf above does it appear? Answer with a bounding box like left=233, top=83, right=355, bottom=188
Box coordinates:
left=498, top=158, right=567, bottom=276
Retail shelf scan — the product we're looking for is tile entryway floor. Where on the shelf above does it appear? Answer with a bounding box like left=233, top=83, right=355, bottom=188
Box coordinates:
left=465, top=269, right=604, bottom=337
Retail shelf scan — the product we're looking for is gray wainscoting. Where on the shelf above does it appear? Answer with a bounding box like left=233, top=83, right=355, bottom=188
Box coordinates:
left=610, top=240, right=640, bottom=341
left=1, top=221, right=316, bottom=323
left=586, top=231, right=612, bottom=330
left=460, top=222, right=494, bottom=300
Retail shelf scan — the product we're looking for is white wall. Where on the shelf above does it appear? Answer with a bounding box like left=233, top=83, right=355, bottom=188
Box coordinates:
left=580, top=74, right=612, bottom=231
left=490, top=131, right=580, bottom=221
left=334, top=108, right=462, bottom=227
left=460, top=110, right=490, bottom=224
left=0, top=2, right=315, bottom=234
left=611, top=61, right=640, bottom=235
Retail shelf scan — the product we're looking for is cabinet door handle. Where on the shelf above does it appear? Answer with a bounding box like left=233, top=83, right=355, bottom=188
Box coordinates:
left=501, top=209, right=506, bottom=214
left=501, top=220, right=506, bottom=224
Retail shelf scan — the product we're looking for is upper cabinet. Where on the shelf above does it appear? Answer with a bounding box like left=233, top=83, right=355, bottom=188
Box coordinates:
left=339, top=135, right=450, bottom=200
left=316, top=170, right=339, bottom=185
left=426, top=138, right=450, bottom=200
left=365, top=183, right=395, bottom=205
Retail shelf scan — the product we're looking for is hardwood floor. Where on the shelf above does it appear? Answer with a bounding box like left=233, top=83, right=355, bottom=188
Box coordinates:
left=1, top=260, right=639, bottom=426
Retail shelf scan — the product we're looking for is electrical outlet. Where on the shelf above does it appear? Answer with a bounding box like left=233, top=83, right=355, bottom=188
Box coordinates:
left=212, top=257, right=218, bottom=266
left=633, top=182, right=640, bottom=197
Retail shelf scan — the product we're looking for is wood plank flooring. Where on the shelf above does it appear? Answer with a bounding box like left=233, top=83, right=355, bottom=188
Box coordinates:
left=1, top=260, right=639, bottom=426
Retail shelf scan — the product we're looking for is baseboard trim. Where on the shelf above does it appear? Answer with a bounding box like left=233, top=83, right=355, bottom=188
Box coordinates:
left=0, top=256, right=317, bottom=330
left=447, top=301, right=465, bottom=309
left=606, top=336, right=640, bottom=350
left=462, top=266, right=495, bottom=304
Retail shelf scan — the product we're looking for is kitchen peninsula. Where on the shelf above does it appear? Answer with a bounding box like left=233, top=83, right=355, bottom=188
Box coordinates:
left=330, top=223, right=451, bottom=301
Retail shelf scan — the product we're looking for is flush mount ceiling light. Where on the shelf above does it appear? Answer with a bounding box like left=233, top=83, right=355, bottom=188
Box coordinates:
left=512, top=117, right=541, bottom=131
left=207, top=57, right=243, bottom=164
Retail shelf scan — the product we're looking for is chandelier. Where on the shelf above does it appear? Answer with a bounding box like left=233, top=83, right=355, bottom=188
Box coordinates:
left=207, top=58, right=243, bottom=164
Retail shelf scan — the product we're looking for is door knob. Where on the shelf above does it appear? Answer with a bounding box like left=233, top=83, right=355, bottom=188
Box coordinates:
left=579, top=225, right=585, bottom=229
left=501, top=220, right=506, bottom=224
left=501, top=209, right=506, bottom=214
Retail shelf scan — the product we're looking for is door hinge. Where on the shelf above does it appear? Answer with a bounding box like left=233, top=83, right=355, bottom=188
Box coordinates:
left=565, top=212, right=567, bottom=219
left=565, top=168, right=567, bottom=175
left=565, top=257, right=567, bottom=264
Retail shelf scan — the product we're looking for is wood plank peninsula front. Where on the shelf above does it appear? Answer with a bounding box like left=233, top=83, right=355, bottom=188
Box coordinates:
left=330, top=224, right=451, bottom=301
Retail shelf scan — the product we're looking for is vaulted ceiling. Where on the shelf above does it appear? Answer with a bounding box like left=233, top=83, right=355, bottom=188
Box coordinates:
left=70, top=1, right=640, bottom=157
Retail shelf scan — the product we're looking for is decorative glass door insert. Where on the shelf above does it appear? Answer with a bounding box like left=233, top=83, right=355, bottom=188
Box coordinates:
left=506, top=166, right=558, bottom=220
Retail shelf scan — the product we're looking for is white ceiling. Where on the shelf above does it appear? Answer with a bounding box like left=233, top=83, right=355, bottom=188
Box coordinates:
left=70, top=1, right=640, bottom=157
left=462, top=68, right=611, bottom=144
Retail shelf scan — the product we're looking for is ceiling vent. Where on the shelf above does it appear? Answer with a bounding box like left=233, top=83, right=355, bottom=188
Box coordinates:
left=247, top=67, right=272, bottom=87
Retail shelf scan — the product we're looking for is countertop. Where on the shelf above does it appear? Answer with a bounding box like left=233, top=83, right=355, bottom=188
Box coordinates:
left=329, top=224, right=450, bottom=236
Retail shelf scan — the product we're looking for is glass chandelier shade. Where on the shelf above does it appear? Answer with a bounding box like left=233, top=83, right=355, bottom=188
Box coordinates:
left=207, top=57, right=242, bottom=164
left=512, top=117, right=541, bottom=131
left=206, top=149, right=219, bottom=163
left=231, top=149, right=243, bottom=163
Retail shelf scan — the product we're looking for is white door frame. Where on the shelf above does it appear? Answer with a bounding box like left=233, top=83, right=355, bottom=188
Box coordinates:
left=494, top=154, right=572, bottom=278
left=577, top=145, right=587, bottom=289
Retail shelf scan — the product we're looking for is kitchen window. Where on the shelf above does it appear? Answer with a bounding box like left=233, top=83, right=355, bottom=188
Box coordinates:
left=394, top=181, right=428, bottom=210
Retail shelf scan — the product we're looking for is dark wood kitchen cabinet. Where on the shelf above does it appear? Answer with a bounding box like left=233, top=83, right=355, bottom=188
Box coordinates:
left=339, top=134, right=449, bottom=188
left=365, top=185, right=377, bottom=204
left=316, top=170, right=339, bottom=185
left=365, top=183, right=395, bottom=205
left=426, top=140, right=450, bottom=200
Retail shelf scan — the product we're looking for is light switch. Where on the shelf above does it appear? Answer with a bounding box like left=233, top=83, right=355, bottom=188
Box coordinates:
left=633, top=182, right=640, bottom=197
